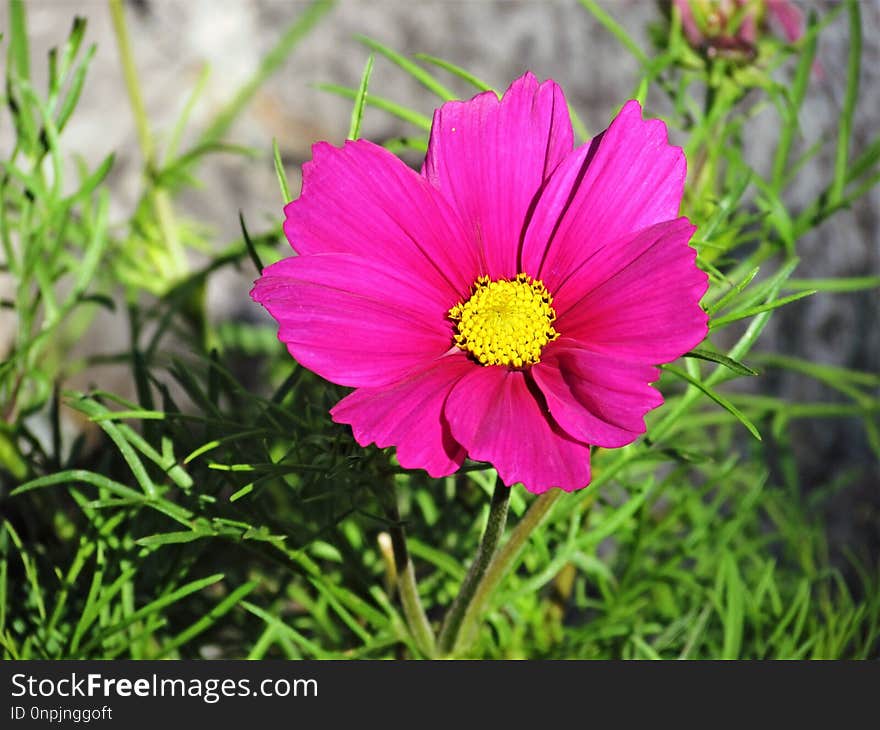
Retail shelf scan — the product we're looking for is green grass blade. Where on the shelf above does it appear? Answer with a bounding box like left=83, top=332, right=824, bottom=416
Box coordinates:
left=12, top=470, right=144, bottom=502
left=753, top=353, right=878, bottom=388
left=382, top=136, right=428, bottom=154
left=167, top=63, right=211, bottom=161
left=316, top=83, right=432, bottom=130
left=710, top=289, right=817, bottom=329
left=308, top=579, right=372, bottom=644
left=7, top=0, right=30, bottom=82
left=720, top=552, right=745, bottom=659
left=69, top=565, right=138, bottom=656
left=55, top=43, right=96, bottom=133
left=272, top=139, right=292, bottom=205
left=847, top=135, right=880, bottom=184
left=356, top=35, right=455, bottom=100
left=414, top=53, right=494, bottom=92
left=79, top=574, right=226, bottom=654
left=239, top=211, right=265, bottom=274
left=2, top=521, right=45, bottom=622
left=578, top=0, right=647, bottom=65
left=771, top=10, right=818, bottom=191
left=348, top=54, right=374, bottom=139
left=241, top=600, right=331, bottom=658
left=829, top=0, right=860, bottom=205
left=663, top=365, right=762, bottom=441
left=678, top=605, right=712, bottom=659
left=155, top=581, right=257, bottom=658
left=684, top=348, right=758, bottom=376
left=136, top=530, right=214, bottom=548
left=46, top=540, right=95, bottom=638
left=67, top=395, right=157, bottom=498
left=706, top=267, right=760, bottom=314
left=785, top=276, right=879, bottom=293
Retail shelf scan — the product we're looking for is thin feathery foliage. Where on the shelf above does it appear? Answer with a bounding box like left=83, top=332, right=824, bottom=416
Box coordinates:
left=1, top=0, right=878, bottom=659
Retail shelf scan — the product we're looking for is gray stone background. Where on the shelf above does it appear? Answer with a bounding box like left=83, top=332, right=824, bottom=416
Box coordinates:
left=6, top=1, right=879, bottom=556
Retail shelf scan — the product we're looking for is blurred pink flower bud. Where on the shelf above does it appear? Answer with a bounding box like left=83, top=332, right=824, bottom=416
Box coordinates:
left=672, top=0, right=803, bottom=58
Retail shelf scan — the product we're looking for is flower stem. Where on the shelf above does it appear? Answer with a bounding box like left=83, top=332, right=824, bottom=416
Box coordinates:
left=437, top=480, right=510, bottom=655
left=381, top=479, right=436, bottom=658
left=108, top=0, right=187, bottom=280
left=450, top=489, right=563, bottom=656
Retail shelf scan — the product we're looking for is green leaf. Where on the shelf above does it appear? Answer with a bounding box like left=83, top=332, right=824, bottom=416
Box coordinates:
left=0, top=431, right=27, bottom=480
left=382, top=136, right=428, bottom=154
left=55, top=44, right=96, bottom=134
left=663, top=365, right=762, bottom=441
left=239, top=211, right=264, bottom=274
left=829, top=0, right=861, bottom=205
left=720, top=552, right=745, bottom=659
left=785, top=276, right=879, bottom=293
left=136, top=530, right=214, bottom=548
left=167, top=63, right=211, bottom=160
left=12, top=469, right=144, bottom=502
left=271, top=137, right=292, bottom=205
left=7, top=0, right=30, bottom=82
left=699, top=169, right=753, bottom=244
left=69, top=565, right=139, bottom=656
left=316, top=83, right=432, bottom=130
left=2, top=521, right=45, bottom=621
left=67, top=152, right=115, bottom=202
left=707, top=267, right=760, bottom=314
left=67, top=395, right=157, bottom=498
left=684, top=348, right=758, bottom=376
left=228, top=484, right=254, bottom=502
left=155, top=142, right=257, bottom=188
left=348, top=54, right=374, bottom=140
left=414, top=53, right=494, bottom=92
left=408, top=538, right=466, bottom=580
left=79, top=574, right=226, bottom=654
left=241, top=601, right=331, bottom=659
left=155, top=581, right=257, bottom=659
left=56, top=16, right=88, bottom=86
left=578, top=0, right=647, bottom=65
left=770, top=9, right=818, bottom=191
left=753, top=353, right=878, bottom=388
left=308, top=578, right=372, bottom=644
left=356, top=35, right=455, bottom=100
left=710, top=289, right=817, bottom=329
left=847, top=134, right=880, bottom=185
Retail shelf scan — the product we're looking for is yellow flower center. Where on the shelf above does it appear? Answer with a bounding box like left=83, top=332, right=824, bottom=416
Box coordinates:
left=448, top=273, right=559, bottom=367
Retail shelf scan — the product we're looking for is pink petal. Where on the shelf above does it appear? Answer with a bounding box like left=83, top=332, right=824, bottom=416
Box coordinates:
left=423, top=72, right=574, bottom=281
left=737, top=13, right=758, bottom=46
left=520, top=100, right=685, bottom=292
left=767, top=0, right=803, bottom=43
left=532, top=340, right=663, bottom=448
left=445, top=367, right=591, bottom=493
left=284, top=139, right=479, bottom=303
left=672, top=0, right=706, bottom=47
left=331, top=353, right=473, bottom=478
left=251, top=253, right=453, bottom=388
left=554, top=218, right=708, bottom=363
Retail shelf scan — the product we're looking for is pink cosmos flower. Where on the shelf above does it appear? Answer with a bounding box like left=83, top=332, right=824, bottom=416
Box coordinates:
left=252, top=73, right=708, bottom=494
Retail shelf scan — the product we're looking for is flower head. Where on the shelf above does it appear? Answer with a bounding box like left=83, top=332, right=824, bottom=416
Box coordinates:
left=672, top=0, right=804, bottom=59
left=252, top=73, right=708, bottom=493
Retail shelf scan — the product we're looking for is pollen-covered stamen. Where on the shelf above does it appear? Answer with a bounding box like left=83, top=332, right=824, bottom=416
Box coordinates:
left=449, top=273, right=560, bottom=367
